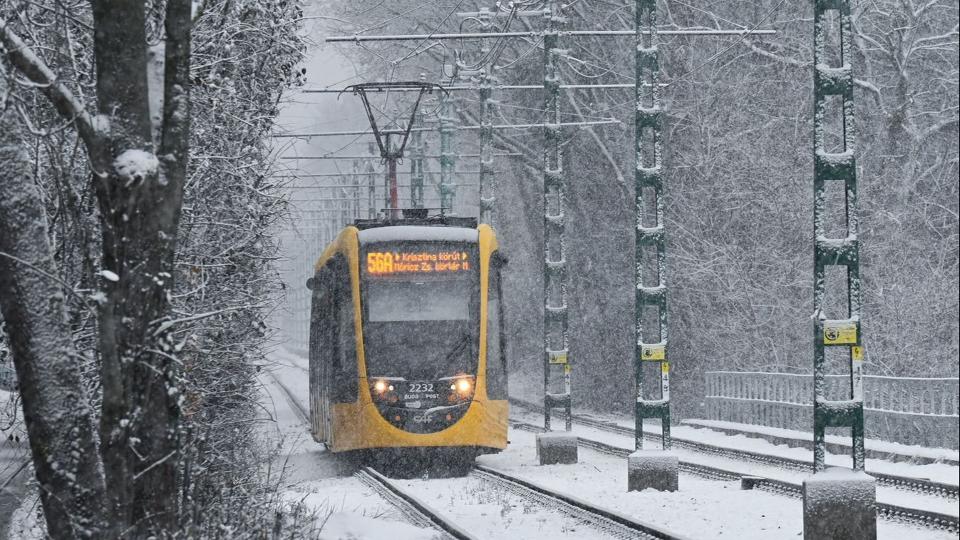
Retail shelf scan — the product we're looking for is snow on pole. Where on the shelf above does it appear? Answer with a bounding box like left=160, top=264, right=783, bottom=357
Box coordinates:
left=811, top=0, right=867, bottom=474
left=633, top=0, right=671, bottom=452
left=410, top=76, right=427, bottom=209
left=439, top=91, right=457, bottom=214
left=478, top=8, right=496, bottom=225
left=628, top=0, right=679, bottom=495
left=366, top=142, right=378, bottom=218
left=541, top=0, right=573, bottom=433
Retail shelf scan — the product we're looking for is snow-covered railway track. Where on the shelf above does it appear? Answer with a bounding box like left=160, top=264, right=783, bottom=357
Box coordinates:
left=357, top=467, right=478, bottom=540
left=268, top=372, right=310, bottom=425
left=471, top=466, right=690, bottom=540
left=509, top=420, right=959, bottom=533
left=511, top=398, right=958, bottom=500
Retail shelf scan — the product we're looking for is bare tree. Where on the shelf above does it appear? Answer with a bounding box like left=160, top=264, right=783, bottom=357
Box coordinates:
left=0, top=58, right=107, bottom=539
left=2, top=0, right=192, bottom=534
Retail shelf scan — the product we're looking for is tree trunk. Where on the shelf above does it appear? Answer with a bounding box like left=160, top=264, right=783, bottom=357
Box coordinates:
left=88, top=0, right=193, bottom=533
left=5, top=1, right=193, bottom=532
left=0, top=70, right=107, bottom=539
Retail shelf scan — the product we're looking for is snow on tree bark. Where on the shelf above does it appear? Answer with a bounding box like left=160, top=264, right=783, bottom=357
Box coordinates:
left=0, top=66, right=108, bottom=538
left=3, top=0, right=193, bottom=534
left=86, top=0, right=192, bottom=533
left=4, top=0, right=305, bottom=535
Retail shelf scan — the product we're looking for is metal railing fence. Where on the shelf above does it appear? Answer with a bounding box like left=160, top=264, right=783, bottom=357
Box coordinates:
left=704, top=371, right=959, bottom=449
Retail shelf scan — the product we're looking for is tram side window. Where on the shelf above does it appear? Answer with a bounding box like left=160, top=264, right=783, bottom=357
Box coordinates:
left=486, top=257, right=508, bottom=400
left=331, top=257, right=359, bottom=403
left=308, top=273, right=324, bottom=367
left=308, top=271, right=327, bottom=391
left=312, top=267, right=336, bottom=388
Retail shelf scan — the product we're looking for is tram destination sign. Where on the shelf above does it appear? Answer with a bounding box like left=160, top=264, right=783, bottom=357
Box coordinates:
left=365, top=247, right=474, bottom=277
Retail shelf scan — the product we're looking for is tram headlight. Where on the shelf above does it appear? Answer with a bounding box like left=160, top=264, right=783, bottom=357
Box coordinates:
left=373, top=380, right=387, bottom=394
left=446, top=377, right=474, bottom=403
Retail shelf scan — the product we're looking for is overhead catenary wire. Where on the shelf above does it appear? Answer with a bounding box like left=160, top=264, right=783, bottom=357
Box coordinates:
left=277, top=172, right=489, bottom=178
left=274, top=152, right=520, bottom=160
left=536, top=0, right=790, bottom=118
left=283, top=184, right=483, bottom=192
left=300, top=83, right=661, bottom=93
left=393, top=0, right=470, bottom=64
left=272, top=118, right=621, bottom=139
left=282, top=4, right=785, bottom=246
left=307, top=8, right=780, bottom=126
left=324, top=28, right=777, bottom=42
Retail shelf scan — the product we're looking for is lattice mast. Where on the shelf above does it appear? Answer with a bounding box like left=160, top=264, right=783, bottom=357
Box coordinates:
left=543, top=0, right=572, bottom=431
left=365, top=143, right=377, bottom=218
left=478, top=8, right=497, bottom=225
left=439, top=92, right=458, bottom=214
left=409, top=80, right=427, bottom=209
left=812, top=0, right=865, bottom=472
left=634, top=0, right=671, bottom=451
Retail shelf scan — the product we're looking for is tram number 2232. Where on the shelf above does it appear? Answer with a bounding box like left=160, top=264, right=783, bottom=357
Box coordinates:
left=367, top=252, right=394, bottom=274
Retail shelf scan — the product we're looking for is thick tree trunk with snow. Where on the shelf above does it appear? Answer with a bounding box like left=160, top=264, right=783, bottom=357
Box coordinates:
left=0, top=72, right=107, bottom=538
left=88, top=0, right=192, bottom=533
left=3, top=0, right=193, bottom=534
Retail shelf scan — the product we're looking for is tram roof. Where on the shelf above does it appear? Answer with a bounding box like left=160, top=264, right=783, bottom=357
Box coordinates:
left=358, top=225, right=478, bottom=245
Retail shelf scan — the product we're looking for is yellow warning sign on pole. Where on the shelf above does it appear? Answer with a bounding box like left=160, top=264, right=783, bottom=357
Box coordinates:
left=823, top=321, right=857, bottom=345
left=641, top=344, right=665, bottom=361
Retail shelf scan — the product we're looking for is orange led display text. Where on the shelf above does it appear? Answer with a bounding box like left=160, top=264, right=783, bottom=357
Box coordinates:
left=366, top=250, right=472, bottom=276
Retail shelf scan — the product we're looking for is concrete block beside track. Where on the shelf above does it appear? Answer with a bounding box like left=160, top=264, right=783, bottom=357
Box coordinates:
left=802, top=468, right=877, bottom=540
left=628, top=450, right=679, bottom=492
left=536, top=432, right=578, bottom=465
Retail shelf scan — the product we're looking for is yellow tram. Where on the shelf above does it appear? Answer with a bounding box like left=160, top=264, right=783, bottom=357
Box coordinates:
left=306, top=216, right=508, bottom=463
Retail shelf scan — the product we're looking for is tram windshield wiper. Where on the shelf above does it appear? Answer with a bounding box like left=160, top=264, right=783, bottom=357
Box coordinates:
left=439, top=333, right=471, bottom=367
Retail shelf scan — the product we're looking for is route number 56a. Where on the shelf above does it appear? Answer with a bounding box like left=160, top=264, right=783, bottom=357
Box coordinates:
left=367, top=252, right=394, bottom=274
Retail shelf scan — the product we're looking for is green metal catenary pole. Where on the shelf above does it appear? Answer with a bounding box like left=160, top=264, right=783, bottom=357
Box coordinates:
left=478, top=8, right=496, bottom=225
left=439, top=91, right=457, bottom=214
left=543, top=0, right=571, bottom=432
left=634, top=0, right=671, bottom=451
left=410, top=107, right=426, bottom=209
left=812, top=0, right=865, bottom=472
left=365, top=142, right=377, bottom=218
left=410, top=74, right=428, bottom=209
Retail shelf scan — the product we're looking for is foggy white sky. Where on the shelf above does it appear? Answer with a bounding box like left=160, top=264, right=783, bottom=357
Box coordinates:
left=272, top=2, right=376, bottom=346
left=275, top=2, right=370, bottom=177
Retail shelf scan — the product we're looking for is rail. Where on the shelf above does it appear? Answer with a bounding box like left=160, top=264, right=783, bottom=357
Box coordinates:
left=509, top=419, right=959, bottom=533
left=357, top=467, right=477, bottom=540
left=473, top=466, right=690, bottom=540
left=510, top=398, right=958, bottom=499
left=268, top=371, right=309, bottom=425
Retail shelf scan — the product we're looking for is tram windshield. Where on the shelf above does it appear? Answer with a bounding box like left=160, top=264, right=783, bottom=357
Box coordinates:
left=361, top=241, right=479, bottom=380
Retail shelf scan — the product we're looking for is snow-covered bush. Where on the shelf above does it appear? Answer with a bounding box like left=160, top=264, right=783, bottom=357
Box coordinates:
left=1, top=0, right=314, bottom=535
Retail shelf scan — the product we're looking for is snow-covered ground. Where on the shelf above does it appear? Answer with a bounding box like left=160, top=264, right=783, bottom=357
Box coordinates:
left=389, top=474, right=627, bottom=538
left=261, top=357, right=441, bottom=539
left=0, top=390, right=38, bottom=540
left=264, top=348, right=957, bottom=539
left=685, top=418, right=959, bottom=466
left=510, top=376, right=960, bottom=486
left=480, top=429, right=955, bottom=539
left=266, top=349, right=653, bottom=539
left=509, top=407, right=960, bottom=518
